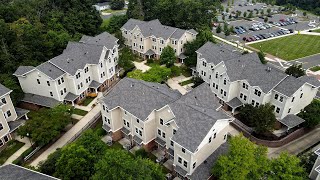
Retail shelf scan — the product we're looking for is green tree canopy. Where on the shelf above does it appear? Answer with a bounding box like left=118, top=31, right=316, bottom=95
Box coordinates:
left=239, top=103, right=276, bottom=133
left=285, top=64, right=305, bottom=78
left=127, top=65, right=171, bottom=83
left=160, top=46, right=176, bottom=67
left=17, top=105, right=72, bottom=146
left=118, top=47, right=135, bottom=72
left=92, top=149, right=164, bottom=180
left=298, top=99, right=320, bottom=128
left=110, top=0, right=125, bottom=10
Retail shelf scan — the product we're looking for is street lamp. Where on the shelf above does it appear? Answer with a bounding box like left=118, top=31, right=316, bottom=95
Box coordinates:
left=26, top=133, right=32, bottom=145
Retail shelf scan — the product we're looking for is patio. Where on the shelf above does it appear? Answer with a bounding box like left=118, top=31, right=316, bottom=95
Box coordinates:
left=163, top=159, right=174, bottom=172
left=129, top=145, right=141, bottom=154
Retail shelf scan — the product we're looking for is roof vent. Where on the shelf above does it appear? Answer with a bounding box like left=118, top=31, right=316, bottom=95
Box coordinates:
left=67, top=58, right=70, bottom=63
left=266, top=67, right=272, bottom=72
left=131, top=84, right=134, bottom=87
left=204, top=160, right=207, bottom=164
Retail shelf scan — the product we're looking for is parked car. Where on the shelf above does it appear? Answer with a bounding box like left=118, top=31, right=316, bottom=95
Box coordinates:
left=289, top=29, right=294, bottom=33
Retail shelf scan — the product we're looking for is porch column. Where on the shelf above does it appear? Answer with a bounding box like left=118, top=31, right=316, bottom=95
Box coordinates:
left=24, top=114, right=29, bottom=120
left=231, top=107, right=235, bottom=115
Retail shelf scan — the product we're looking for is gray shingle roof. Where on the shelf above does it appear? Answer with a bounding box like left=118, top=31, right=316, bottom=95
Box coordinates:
left=133, top=135, right=143, bottom=145
left=22, top=93, right=61, bottom=108
left=188, top=142, right=229, bottom=179
left=196, top=42, right=241, bottom=65
left=79, top=32, right=118, bottom=49
left=223, top=53, right=288, bottom=93
left=0, top=164, right=59, bottom=180
left=89, top=80, right=102, bottom=89
left=144, top=49, right=155, bottom=56
left=101, top=78, right=181, bottom=120
left=64, top=92, right=79, bottom=101
left=13, top=66, right=35, bottom=76
left=15, top=107, right=29, bottom=120
left=279, top=114, right=305, bottom=128
left=121, top=127, right=131, bottom=135
left=36, top=62, right=65, bottom=80
left=49, top=42, right=104, bottom=75
left=155, top=137, right=166, bottom=147
left=0, top=83, right=11, bottom=97
left=226, top=97, right=242, bottom=108
left=170, top=83, right=231, bottom=152
left=122, top=19, right=194, bottom=40
left=315, top=148, right=320, bottom=156
left=298, top=75, right=320, bottom=87
left=8, top=119, right=26, bottom=133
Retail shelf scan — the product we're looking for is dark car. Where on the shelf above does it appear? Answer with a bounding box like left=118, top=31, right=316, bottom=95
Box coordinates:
left=259, top=16, right=264, bottom=19
left=267, top=14, right=273, bottom=18
left=289, top=29, right=294, bottom=33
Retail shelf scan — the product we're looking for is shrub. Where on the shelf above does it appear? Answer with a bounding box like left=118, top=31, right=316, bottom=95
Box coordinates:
left=135, top=149, right=148, bottom=158
left=170, top=66, right=182, bottom=77
left=146, top=58, right=154, bottom=64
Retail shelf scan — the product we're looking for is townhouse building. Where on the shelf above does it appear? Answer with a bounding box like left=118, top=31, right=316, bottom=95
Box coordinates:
left=195, top=42, right=320, bottom=130
left=100, top=78, right=233, bottom=179
left=0, top=83, right=28, bottom=150
left=121, top=19, right=198, bottom=62
left=310, top=148, right=320, bottom=180
left=13, top=32, right=120, bottom=108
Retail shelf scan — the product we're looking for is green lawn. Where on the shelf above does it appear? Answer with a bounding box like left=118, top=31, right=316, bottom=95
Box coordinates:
left=179, top=79, right=193, bottom=86
left=249, top=35, right=320, bottom=61
left=0, top=140, right=25, bottom=165
left=310, top=66, right=320, bottom=72
left=81, top=97, right=95, bottom=106
left=312, top=29, right=320, bottom=33
left=102, top=9, right=127, bottom=14
left=72, top=108, right=88, bottom=116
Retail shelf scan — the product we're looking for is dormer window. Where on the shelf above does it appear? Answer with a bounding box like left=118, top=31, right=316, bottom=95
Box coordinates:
left=160, top=119, right=163, bottom=125
left=274, top=94, right=278, bottom=100
left=152, top=38, right=156, bottom=42
left=223, top=79, right=227, bottom=85
left=254, top=89, right=261, bottom=97
left=173, top=129, right=176, bottom=135
left=1, top=98, right=6, bottom=104
left=215, top=72, right=218, bottom=78
left=182, top=148, right=185, bottom=153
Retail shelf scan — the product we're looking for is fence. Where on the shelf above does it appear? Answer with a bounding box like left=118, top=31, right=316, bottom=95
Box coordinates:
left=24, top=146, right=41, bottom=161
left=231, top=120, right=309, bottom=148
left=66, top=112, right=102, bottom=145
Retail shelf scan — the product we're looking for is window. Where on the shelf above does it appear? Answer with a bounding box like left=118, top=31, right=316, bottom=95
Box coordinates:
left=242, top=83, right=248, bottom=89
left=160, top=39, right=164, bottom=44
left=80, top=82, right=83, bottom=87
left=276, top=107, right=280, bottom=113
left=224, top=134, right=227, bottom=140
left=47, top=81, right=50, bottom=86
left=213, top=133, right=216, bottom=138
left=123, top=120, right=126, bottom=125
left=223, top=79, right=227, bottom=85
left=124, top=111, right=127, bottom=115
left=193, top=162, right=196, bottom=169
left=288, top=108, right=291, bottom=113
left=209, top=137, right=212, bottom=143
left=183, top=161, right=187, bottom=168
left=107, top=118, right=110, bottom=124
left=160, top=47, right=162, bottom=52
left=64, top=88, right=67, bottom=93
left=61, top=77, right=64, bottom=83
left=251, top=100, right=255, bottom=106
left=136, top=119, right=139, bottom=123
left=171, top=141, right=174, bottom=146
left=240, top=93, right=243, bottom=98
left=300, top=93, right=303, bottom=98
left=215, top=85, right=218, bottom=90
left=162, top=132, right=166, bottom=138
left=6, top=110, right=11, bottom=117
left=220, top=89, right=223, bottom=94
left=139, top=130, right=142, bottom=136
left=0, top=123, right=3, bottom=131
left=223, top=91, right=227, bottom=96
left=202, top=61, right=207, bottom=67
left=160, top=119, right=163, bottom=125
left=0, top=140, right=3, bottom=147
left=152, top=38, right=156, bottom=42
left=158, top=129, right=161, bottom=136
left=279, top=96, right=283, bottom=102
left=103, top=105, right=106, bottom=111
left=135, top=128, right=138, bottom=133
left=254, top=89, right=261, bottom=97
left=127, top=122, right=130, bottom=128
left=4, top=136, right=8, bottom=142
left=173, top=129, right=176, bottom=135
left=212, top=83, right=215, bottom=87
left=50, top=92, right=53, bottom=97
left=182, top=148, right=185, bottom=153
left=244, top=95, right=247, bottom=101
left=256, top=102, right=260, bottom=107
left=58, top=79, right=61, bottom=85
left=140, top=37, right=142, bottom=41
left=178, top=157, right=182, bottom=163
left=292, top=97, right=295, bottom=102
left=215, top=72, right=218, bottom=78
left=77, top=85, right=80, bottom=90
left=1, top=98, right=6, bottom=104
left=37, top=79, right=40, bottom=84
left=100, top=63, right=103, bottom=68
left=274, top=94, right=278, bottom=100
left=60, top=90, right=63, bottom=95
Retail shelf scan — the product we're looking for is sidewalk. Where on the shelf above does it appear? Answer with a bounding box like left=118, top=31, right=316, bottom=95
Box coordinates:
left=30, top=105, right=101, bottom=167
left=74, top=92, right=102, bottom=111
left=268, top=126, right=320, bottom=158
left=167, top=75, right=190, bottom=95
left=133, top=61, right=150, bottom=72
left=4, top=137, right=32, bottom=165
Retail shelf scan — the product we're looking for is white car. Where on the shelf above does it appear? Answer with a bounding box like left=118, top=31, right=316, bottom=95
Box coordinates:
left=308, top=24, right=316, bottom=28
left=280, top=28, right=290, bottom=34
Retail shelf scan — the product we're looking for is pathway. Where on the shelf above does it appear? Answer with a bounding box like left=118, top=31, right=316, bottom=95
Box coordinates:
left=167, top=76, right=191, bottom=95
left=133, top=61, right=150, bottom=72
left=74, top=92, right=103, bottom=111
left=4, top=137, right=32, bottom=165
left=268, top=126, right=320, bottom=158
left=300, top=31, right=320, bottom=36
left=30, top=105, right=101, bottom=167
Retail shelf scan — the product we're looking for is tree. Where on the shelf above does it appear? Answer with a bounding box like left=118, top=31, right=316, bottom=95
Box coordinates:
left=222, top=15, right=225, bottom=20
left=160, top=46, right=176, bottom=67
left=229, top=14, right=232, bottom=19
left=260, top=9, right=264, bottom=15
left=38, top=149, right=62, bottom=176
left=269, top=152, right=307, bottom=179
left=243, top=11, right=247, bottom=17
left=212, top=134, right=269, bottom=180
left=17, top=105, right=72, bottom=146
left=110, top=0, right=125, bottom=10
left=127, top=65, right=172, bottom=83
left=258, top=51, right=267, bottom=64
left=248, top=11, right=253, bottom=18
left=100, top=15, right=128, bottom=34
left=267, top=8, right=272, bottom=14
left=55, top=144, right=95, bottom=180
left=226, top=8, right=229, bottom=13
left=239, top=103, right=276, bottom=133
left=298, top=100, right=320, bottom=128
left=303, top=11, right=307, bottom=16
left=285, top=64, right=305, bottom=78
left=264, top=17, right=268, bottom=22
left=229, top=26, right=235, bottom=33
left=118, top=47, right=135, bottom=72
left=92, top=149, right=164, bottom=180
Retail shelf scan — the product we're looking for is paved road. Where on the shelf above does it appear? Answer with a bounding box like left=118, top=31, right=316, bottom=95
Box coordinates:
left=268, top=126, right=320, bottom=158
left=30, top=106, right=101, bottom=167
left=293, top=54, right=320, bottom=69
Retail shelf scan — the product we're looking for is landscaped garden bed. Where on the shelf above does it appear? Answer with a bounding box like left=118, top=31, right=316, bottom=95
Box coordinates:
left=0, top=140, right=25, bottom=165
